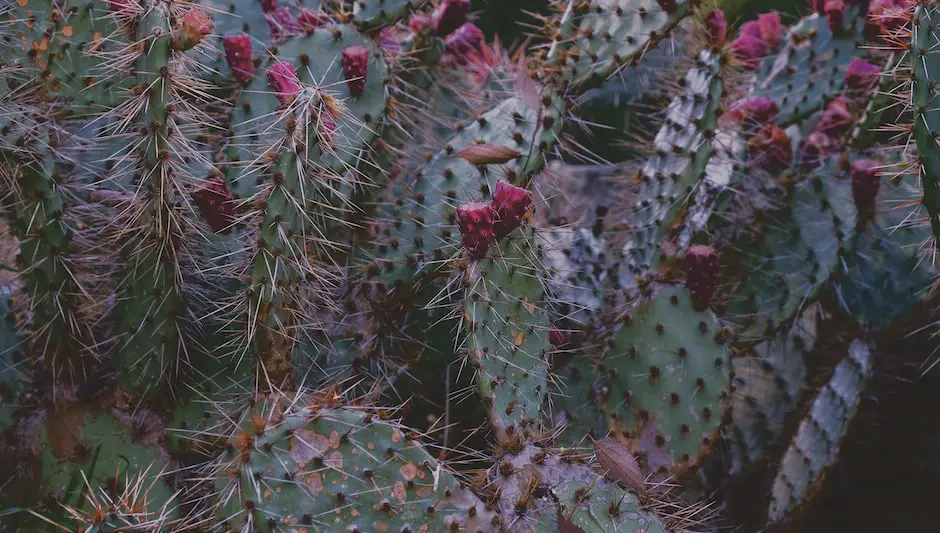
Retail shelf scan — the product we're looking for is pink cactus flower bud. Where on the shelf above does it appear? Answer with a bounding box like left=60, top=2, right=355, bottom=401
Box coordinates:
left=799, top=131, right=837, bottom=169
left=267, top=62, right=301, bottom=105
left=747, top=123, right=792, bottom=173
left=705, top=9, right=728, bottom=47
left=224, top=34, right=255, bottom=85
left=260, top=0, right=277, bottom=13
left=549, top=329, right=568, bottom=348
left=432, top=0, right=471, bottom=37
left=683, top=245, right=719, bottom=309
left=815, top=95, right=852, bottom=138
left=866, top=0, right=908, bottom=41
left=267, top=6, right=303, bottom=41
left=730, top=12, right=783, bottom=69
left=192, top=177, right=235, bottom=234
left=457, top=201, right=496, bottom=258
left=491, top=181, right=532, bottom=238
left=175, top=8, right=214, bottom=52
left=342, top=45, right=369, bottom=97
left=656, top=0, right=678, bottom=11
left=445, top=23, right=484, bottom=62
left=297, top=9, right=329, bottom=31
left=410, top=14, right=433, bottom=34
left=851, top=159, right=881, bottom=212
left=825, top=0, right=846, bottom=33
left=845, top=59, right=881, bottom=95
left=720, top=97, right=778, bottom=124
left=757, top=12, right=783, bottom=50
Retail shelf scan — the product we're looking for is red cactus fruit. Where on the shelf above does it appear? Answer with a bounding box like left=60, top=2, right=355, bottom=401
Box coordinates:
left=844, top=59, right=881, bottom=95
left=799, top=131, right=838, bottom=169
left=825, top=0, right=846, bottom=33
left=492, top=181, right=533, bottom=238
left=260, top=0, right=277, bottom=13
left=342, top=46, right=369, bottom=97
left=746, top=124, right=792, bottom=173
left=457, top=201, right=496, bottom=259
left=683, top=245, right=720, bottom=309
left=224, top=34, right=255, bottom=85
left=656, top=0, right=678, bottom=11
left=549, top=329, right=568, bottom=348
left=267, top=6, right=303, bottom=41
left=705, top=9, right=728, bottom=47
left=851, top=159, right=881, bottom=212
left=756, top=12, right=784, bottom=49
left=445, top=23, right=484, bottom=62
left=192, top=177, right=235, bottom=234
left=720, top=97, right=778, bottom=125
left=815, top=95, right=852, bottom=138
left=432, top=0, right=471, bottom=36
left=730, top=12, right=783, bottom=68
left=267, top=62, right=301, bottom=106
left=297, top=9, right=329, bottom=31
left=175, top=8, right=214, bottom=52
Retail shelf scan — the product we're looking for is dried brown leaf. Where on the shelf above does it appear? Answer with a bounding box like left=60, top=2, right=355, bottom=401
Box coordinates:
left=455, top=144, right=521, bottom=166
left=594, top=436, right=648, bottom=497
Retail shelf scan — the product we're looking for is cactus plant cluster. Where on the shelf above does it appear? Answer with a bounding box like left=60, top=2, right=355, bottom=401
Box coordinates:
left=1, top=0, right=940, bottom=531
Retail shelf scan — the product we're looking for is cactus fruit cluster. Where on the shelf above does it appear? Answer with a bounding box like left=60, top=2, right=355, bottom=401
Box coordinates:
left=1, top=0, right=940, bottom=531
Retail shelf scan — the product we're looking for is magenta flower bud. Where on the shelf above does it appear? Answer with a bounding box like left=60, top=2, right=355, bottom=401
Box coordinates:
left=747, top=123, right=792, bottom=173
left=851, top=159, right=881, bottom=212
left=266, top=6, right=303, bottom=41
left=720, top=97, right=779, bottom=124
left=705, top=9, right=728, bottom=47
left=224, top=34, right=255, bottom=85
left=757, top=12, right=783, bottom=50
left=432, top=0, right=471, bottom=37
left=342, top=45, right=369, bottom=97
left=799, top=131, right=837, bottom=169
left=730, top=22, right=767, bottom=69
left=457, top=201, right=496, bottom=258
left=683, top=245, right=720, bottom=310
left=192, top=177, right=235, bottom=234
left=491, top=181, right=532, bottom=238
left=266, top=62, right=301, bottom=105
left=175, top=8, right=214, bottom=52
left=844, top=59, right=881, bottom=95
left=815, top=95, right=852, bottom=138
left=297, top=9, right=329, bottom=31
left=445, top=23, right=484, bottom=62
left=825, top=0, right=846, bottom=33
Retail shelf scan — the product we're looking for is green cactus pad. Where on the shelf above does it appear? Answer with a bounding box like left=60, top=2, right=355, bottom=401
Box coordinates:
left=1, top=0, right=130, bottom=116
left=750, top=12, right=865, bottom=126
left=209, top=400, right=499, bottom=533
left=487, top=444, right=668, bottom=533
left=768, top=339, right=873, bottom=523
left=353, top=0, right=425, bottom=27
left=463, top=226, right=551, bottom=438
left=910, top=2, right=940, bottom=246
left=726, top=307, right=818, bottom=474
left=0, top=284, right=25, bottom=433
left=363, top=96, right=542, bottom=298
left=224, top=23, right=389, bottom=199
left=556, top=0, right=692, bottom=90
left=2, top=405, right=177, bottom=527
left=601, top=284, right=731, bottom=473
left=620, top=50, right=723, bottom=290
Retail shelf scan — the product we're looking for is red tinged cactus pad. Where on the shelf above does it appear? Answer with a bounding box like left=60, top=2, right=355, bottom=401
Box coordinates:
left=432, top=0, right=471, bottom=36
left=175, top=9, right=214, bottom=52
left=683, top=245, right=719, bottom=309
left=815, top=95, right=852, bottom=138
left=851, top=159, right=881, bottom=212
left=260, top=0, right=277, bottom=13
left=445, top=23, right=484, bottom=60
left=549, top=329, right=568, bottom=348
left=865, top=0, right=909, bottom=41
left=192, top=177, right=236, bottom=234
left=266, top=62, right=301, bottom=105
left=747, top=124, right=792, bottom=173
left=844, top=59, right=881, bottom=95
left=224, top=34, right=255, bottom=85
left=705, top=9, right=728, bottom=47
left=457, top=201, right=496, bottom=258
left=799, top=131, right=838, bottom=170
left=342, top=46, right=369, bottom=97
left=492, top=181, right=532, bottom=238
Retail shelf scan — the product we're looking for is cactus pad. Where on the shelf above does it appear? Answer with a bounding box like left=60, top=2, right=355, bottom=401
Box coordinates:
left=353, top=0, right=426, bottom=27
